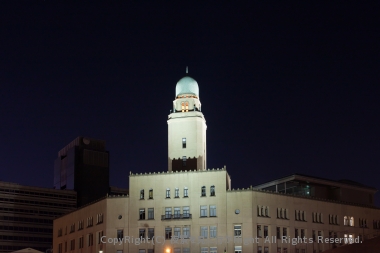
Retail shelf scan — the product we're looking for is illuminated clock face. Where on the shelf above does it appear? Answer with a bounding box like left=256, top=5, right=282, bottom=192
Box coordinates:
left=235, top=209, right=240, bottom=214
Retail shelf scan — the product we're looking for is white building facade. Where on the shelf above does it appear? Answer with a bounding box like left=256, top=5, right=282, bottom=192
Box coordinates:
left=53, top=73, right=380, bottom=253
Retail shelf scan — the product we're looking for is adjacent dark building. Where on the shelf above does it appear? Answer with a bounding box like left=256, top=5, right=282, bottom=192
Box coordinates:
left=54, top=137, right=110, bottom=207
left=0, top=181, right=76, bottom=253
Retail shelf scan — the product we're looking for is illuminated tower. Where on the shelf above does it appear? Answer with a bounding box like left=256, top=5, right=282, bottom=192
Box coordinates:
left=167, top=69, right=207, bottom=171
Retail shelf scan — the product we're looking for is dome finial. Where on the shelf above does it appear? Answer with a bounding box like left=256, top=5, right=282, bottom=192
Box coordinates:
left=186, top=66, right=188, bottom=74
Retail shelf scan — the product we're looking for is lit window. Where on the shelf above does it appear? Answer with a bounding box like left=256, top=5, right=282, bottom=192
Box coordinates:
left=350, top=217, right=354, bottom=226
left=166, top=188, right=170, bottom=198
left=210, top=185, right=215, bottom=196
left=181, top=102, right=185, bottom=112
left=182, top=156, right=187, bottom=167
left=175, top=188, right=179, bottom=198
left=201, top=186, right=206, bottom=196
left=185, top=102, right=189, bottom=112
left=149, top=189, right=153, bottom=199
left=182, top=138, right=186, bottom=148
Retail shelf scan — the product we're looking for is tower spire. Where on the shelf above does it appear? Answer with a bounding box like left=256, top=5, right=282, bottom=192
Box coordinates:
left=186, top=66, right=188, bottom=74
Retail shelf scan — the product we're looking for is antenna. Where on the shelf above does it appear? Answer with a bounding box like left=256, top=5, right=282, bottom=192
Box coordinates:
left=186, top=66, right=188, bottom=74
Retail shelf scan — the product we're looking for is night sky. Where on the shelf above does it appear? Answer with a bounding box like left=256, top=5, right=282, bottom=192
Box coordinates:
left=1, top=2, right=379, bottom=205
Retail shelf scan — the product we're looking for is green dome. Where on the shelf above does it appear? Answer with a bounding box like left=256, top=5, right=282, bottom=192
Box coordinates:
left=176, top=76, right=199, bottom=97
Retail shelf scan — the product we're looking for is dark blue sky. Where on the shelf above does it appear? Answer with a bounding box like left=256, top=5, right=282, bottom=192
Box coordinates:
left=1, top=2, right=379, bottom=205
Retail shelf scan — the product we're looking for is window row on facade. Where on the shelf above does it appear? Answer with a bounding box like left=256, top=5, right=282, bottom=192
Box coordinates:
left=0, top=196, right=76, bottom=207
left=58, top=214, right=103, bottom=236
left=58, top=231, right=103, bottom=253
left=139, top=186, right=216, bottom=200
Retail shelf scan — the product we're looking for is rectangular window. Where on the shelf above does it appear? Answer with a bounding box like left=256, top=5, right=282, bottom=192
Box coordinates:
left=277, top=248, right=281, bottom=253
left=277, top=227, right=281, bottom=238
left=283, top=248, right=288, bottom=253
left=140, top=189, right=144, bottom=199
left=200, top=205, right=207, bottom=217
left=88, top=234, right=93, bottom=246
left=234, top=225, right=242, bottom=237
left=182, top=138, right=186, bottom=148
left=201, top=226, right=208, bottom=238
left=166, top=189, right=170, bottom=198
left=165, top=207, right=172, bottom=219
left=312, top=230, right=316, bottom=241
left=210, top=226, right=217, bottom=238
left=70, top=240, right=75, bottom=250
left=174, top=249, right=181, bottom=253
left=210, top=205, right=217, bottom=217
left=257, top=225, right=262, bottom=237
left=117, top=230, right=123, bottom=239
left=201, top=248, right=208, bottom=253
left=301, top=229, right=305, bottom=238
left=98, top=231, right=103, bottom=244
left=174, top=227, right=181, bottom=237
left=148, top=228, right=154, bottom=239
left=139, top=250, right=145, bottom=253
left=183, top=206, right=190, bottom=218
left=264, top=247, right=269, bottom=253
left=183, top=226, right=190, bottom=238
left=201, top=186, right=206, bottom=196
left=148, top=250, right=154, bottom=253
left=139, top=208, right=145, bottom=220
left=184, top=187, right=188, bottom=197
left=149, top=189, right=153, bottom=199
left=182, top=156, right=187, bottom=167
left=165, top=227, right=172, bottom=239
left=210, top=247, right=217, bottom=253
left=258, top=246, right=262, bottom=253
left=283, top=228, right=287, bottom=237
left=79, top=237, right=84, bottom=249
left=148, top=208, right=154, bottom=219
left=175, top=188, right=179, bottom=198
left=264, top=226, right=268, bottom=237
left=235, top=246, right=242, bottom=253
left=295, top=228, right=299, bottom=238
left=174, top=207, right=181, bottom=218
left=139, top=228, right=145, bottom=238
left=183, top=248, right=190, bottom=253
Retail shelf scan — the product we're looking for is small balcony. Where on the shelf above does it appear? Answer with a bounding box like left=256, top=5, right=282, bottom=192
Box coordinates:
left=161, top=214, right=192, bottom=220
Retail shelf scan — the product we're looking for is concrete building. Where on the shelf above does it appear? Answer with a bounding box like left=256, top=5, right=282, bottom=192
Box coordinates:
left=0, top=181, right=76, bottom=253
left=54, top=137, right=110, bottom=207
left=53, top=72, right=380, bottom=253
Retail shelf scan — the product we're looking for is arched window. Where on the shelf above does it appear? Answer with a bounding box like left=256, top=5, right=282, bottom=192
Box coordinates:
left=149, top=189, right=153, bottom=199
left=201, top=186, right=206, bottom=197
left=166, top=188, right=170, bottom=198
left=140, top=189, right=144, bottom=199
left=181, top=102, right=185, bottom=112
left=210, top=185, right=215, bottom=196
left=185, top=102, right=189, bottom=112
